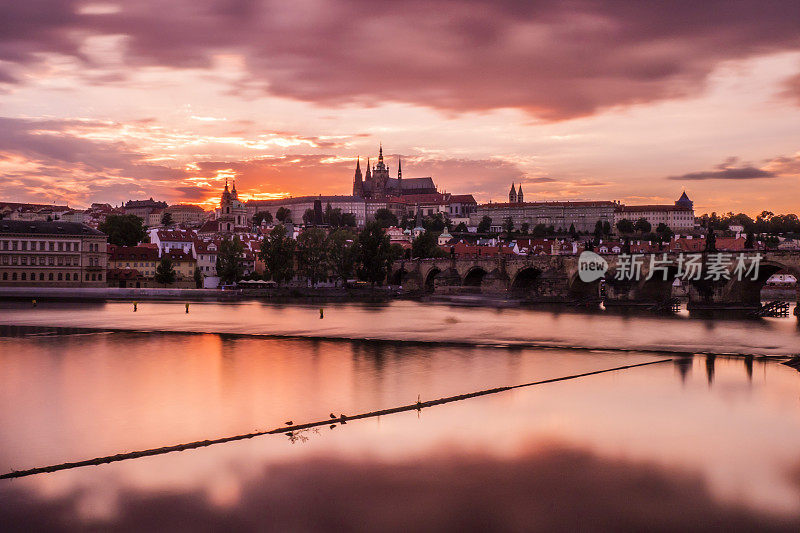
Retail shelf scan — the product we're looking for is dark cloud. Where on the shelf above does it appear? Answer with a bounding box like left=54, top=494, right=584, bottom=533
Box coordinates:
left=1, top=444, right=798, bottom=531
left=3, top=1, right=800, bottom=119
left=667, top=166, right=777, bottom=181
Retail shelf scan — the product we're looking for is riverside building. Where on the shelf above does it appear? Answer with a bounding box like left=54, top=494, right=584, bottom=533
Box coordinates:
left=0, top=220, right=107, bottom=286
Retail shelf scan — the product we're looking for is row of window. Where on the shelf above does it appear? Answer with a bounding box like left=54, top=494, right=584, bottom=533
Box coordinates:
left=1, top=240, right=81, bottom=251
left=1, top=255, right=81, bottom=266
left=116, top=261, right=155, bottom=268
left=1, top=271, right=103, bottom=282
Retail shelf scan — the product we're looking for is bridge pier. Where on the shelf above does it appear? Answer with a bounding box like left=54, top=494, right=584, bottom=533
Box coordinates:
left=519, top=273, right=572, bottom=303
left=433, top=268, right=463, bottom=294
left=480, top=269, right=510, bottom=295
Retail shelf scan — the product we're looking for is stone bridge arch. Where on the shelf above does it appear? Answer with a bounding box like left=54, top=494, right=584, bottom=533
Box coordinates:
left=462, top=266, right=489, bottom=287
left=694, top=257, right=800, bottom=309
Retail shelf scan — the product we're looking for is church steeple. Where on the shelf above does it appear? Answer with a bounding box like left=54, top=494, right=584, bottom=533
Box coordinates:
left=353, top=157, right=363, bottom=196
left=397, top=157, right=402, bottom=180
left=365, top=158, right=371, bottom=181
left=509, top=182, right=517, bottom=203
left=379, top=143, right=383, bottom=163
left=517, top=184, right=523, bottom=203
left=231, top=179, right=238, bottom=199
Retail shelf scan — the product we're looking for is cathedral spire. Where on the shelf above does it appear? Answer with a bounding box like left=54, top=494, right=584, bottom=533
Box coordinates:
left=353, top=157, right=363, bottom=196
left=397, top=157, right=402, bottom=180
left=224, top=178, right=229, bottom=192
left=517, top=184, right=523, bottom=203
left=232, top=179, right=238, bottom=199
left=365, top=158, right=371, bottom=181
left=379, top=143, right=383, bottom=163
left=509, top=182, right=517, bottom=203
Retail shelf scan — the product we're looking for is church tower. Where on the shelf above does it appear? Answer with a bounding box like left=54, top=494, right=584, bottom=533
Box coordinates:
left=353, top=157, right=363, bottom=197
left=517, top=184, right=523, bottom=203
left=397, top=157, right=402, bottom=195
left=509, top=183, right=517, bottom=203
left=373, top=143, right=390, bottom=192
left=365, top=158, right=372, bottom=182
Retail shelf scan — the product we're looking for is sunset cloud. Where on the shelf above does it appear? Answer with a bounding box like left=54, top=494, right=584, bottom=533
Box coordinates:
left=1, top=1, right=800, bottom=214
left=2, top=1, right=800, bottom=119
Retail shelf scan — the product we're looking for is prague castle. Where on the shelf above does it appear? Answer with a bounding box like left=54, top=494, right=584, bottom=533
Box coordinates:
left=353, top=145, right=439, bottom=199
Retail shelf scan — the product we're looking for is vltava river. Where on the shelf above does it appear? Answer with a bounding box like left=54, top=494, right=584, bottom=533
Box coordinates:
left=1, top=300, right=799, bottom=530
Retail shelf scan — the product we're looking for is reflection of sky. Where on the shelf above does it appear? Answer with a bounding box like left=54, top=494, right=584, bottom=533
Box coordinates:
left=1, top=300, right=798, bottom=356
left=2, top=311, right=800, bottom=525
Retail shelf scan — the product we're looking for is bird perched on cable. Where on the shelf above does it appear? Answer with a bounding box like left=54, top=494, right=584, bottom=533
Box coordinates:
left=330, top=413, right=336, bottom=419
left=285, top=421, right=293, bottom=426
left=339, top=414, right=347, bottom=424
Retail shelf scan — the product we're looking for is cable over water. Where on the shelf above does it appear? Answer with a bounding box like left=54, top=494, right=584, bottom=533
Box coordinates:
left=0, top=359, right=671, bottom=480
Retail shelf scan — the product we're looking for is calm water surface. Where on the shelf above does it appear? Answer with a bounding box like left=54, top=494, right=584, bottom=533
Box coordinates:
left=1, top=301, right=800, bottom=530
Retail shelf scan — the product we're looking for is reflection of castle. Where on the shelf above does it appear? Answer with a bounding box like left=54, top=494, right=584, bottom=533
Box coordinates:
left=217, top=180, right=247, bottom=232
left=353, top=145, right=439, bottom=199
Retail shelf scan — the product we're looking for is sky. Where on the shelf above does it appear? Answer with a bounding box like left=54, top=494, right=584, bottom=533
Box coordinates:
left=1, top=0, right=799, bottom=215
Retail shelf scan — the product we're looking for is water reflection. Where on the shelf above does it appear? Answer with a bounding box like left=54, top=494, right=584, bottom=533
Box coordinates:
left=2, top=442, right=799, bottom=531
left=0, top=299, right=798, bottom=356
left=2, top=304, right=800, bottom=528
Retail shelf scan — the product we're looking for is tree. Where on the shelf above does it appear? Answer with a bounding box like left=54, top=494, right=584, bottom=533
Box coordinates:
left=423, top=213, right=447, bottom=232
left=296, top=228, right=329, bottom=285
left=193, top=267, right=203, bottom=289
left=503, top=217, right=514, bottom=235
left=602, top=220, right=611, bottom=235
left=616, top=218, right=634, bottom=235
left=161, top=211, right=174, bottom=226
left=324, top=203, right=346, bottom=227
left=253, top=211, right=273, bottom=226
left=154, top=256, right=176, bottom=286
left=302, top=208, right=316, bottom=225
left=634, top=217, right=652, bottom=234
left=389, top=243, right=406, bottom=263
left=454, top=222, right=469, bottom=233
left=327, top=229, right=358, bottom=282
left=412, top=231, right=445, bottom=259
left=374, top=208, right=398, bottom=228
left=340, top=212, right=357, bottom=227
left=99, top=214, right=148, bottom=246
left=745, top=231, right=755, bottom=249
left=216, top=236, right=245, bottom=284
left=356, top=221, right=392, bottom=286
left=705, top=230, right=717, bottom=252
left=531, top=224, right=547, bottom=237
left=259, top=224, right=295, bottom=283
left=520, top=222, right=530, bottom=234
left=477, top=216, right=492, bottom=233
left=569, top=223, right=578, bottom=238
left=655, top=223, right=673, bottom=242
left=594, top=220, right=604, bottom=239
left=276, top=206, right=291, bottom=223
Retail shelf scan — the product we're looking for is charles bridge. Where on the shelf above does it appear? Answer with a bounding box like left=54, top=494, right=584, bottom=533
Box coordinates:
left=390, top=251, right=800, bottom=311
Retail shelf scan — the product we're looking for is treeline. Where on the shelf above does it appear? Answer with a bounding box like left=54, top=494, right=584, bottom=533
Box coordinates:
left=216, top=222, right=404, bottom=286
left=254, top=203, right=358, bottom=228
left=698, top=211, right=800, bottom=235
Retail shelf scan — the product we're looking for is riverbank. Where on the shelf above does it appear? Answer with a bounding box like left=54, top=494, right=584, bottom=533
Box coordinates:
left=0, top=286, right=402, bottom=302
